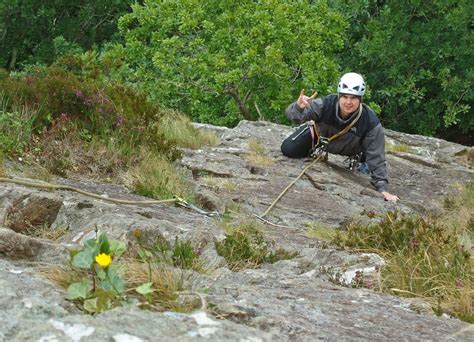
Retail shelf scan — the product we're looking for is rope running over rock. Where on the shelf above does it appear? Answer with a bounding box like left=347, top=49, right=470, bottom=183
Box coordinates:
left=0, top=177, right=176, bottom=205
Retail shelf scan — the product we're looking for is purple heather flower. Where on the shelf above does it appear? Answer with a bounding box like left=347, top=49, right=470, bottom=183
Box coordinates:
left=75, top=90, right=83, bottom=97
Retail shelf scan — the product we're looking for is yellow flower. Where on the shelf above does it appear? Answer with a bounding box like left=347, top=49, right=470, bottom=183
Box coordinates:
left=95, top=253, right=112, bottom=268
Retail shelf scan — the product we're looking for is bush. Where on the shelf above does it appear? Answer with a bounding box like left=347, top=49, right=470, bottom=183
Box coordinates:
left=216, top=221, right=299, bottom=270
left=0, top=109, right=36, bottom=155
left=334, top=202, right=473, bottom=322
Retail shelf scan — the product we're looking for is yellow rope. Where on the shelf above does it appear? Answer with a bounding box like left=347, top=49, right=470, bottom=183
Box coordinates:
left=259, top=153, right=325, bottom=218
left=0, top=177, right=176, bottom=205
left=258, top=104, right=362, bottom=220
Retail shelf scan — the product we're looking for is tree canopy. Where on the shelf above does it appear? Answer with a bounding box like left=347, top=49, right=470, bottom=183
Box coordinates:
left=115, top=0, right=346, bottom=125
left=0, top=0, right=133, bottom=69
left=334, top=0, right=473, bottom=138
left=0, top=0, right=472, bottom=142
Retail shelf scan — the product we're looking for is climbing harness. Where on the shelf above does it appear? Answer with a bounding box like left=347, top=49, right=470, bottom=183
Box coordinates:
left=258, top=103, right=363, bottom=220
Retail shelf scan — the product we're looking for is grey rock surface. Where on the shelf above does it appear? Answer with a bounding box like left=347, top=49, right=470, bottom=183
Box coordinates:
left=0, top=120, right=472, bottom=341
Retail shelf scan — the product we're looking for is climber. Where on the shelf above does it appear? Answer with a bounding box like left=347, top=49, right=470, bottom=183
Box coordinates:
left=281, top=72, right=399, bottom=202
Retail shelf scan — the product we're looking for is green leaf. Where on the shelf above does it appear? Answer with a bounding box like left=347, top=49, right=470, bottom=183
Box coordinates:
left=110, top=240, right=126, bottom=257
left=107, top=267, right=125, bottom=294
left=83, top=239, right=99, bottom=255
left=98, top=232, right=111, bottom=254
left=136, top=282, right=154, bottom=296
left=94, top=264, right=107, bottom=281
left=99, top=267, right=125, bottom=294
left=138, top=249, right=153, bottom=261
left=72, top=249, right=95, bottom=269
left=83, top=297, right=98, bottom=313
left=94, top=288, right=115, bottom=312
left=66, top=280, right=90, bottom=300
left=68, top=249, right=81, bottom=259
left=84, top=238, right=98, bottom=249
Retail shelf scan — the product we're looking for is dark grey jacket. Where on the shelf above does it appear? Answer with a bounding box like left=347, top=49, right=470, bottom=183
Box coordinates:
left=286, top=94, right=389, bottom=192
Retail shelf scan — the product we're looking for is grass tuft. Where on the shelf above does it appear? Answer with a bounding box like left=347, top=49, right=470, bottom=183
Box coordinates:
left=24, top=224, right=68, bottom=241
left=333, top=182, right=473, bottom=322
left=156, top=110, right=219, bottom=149
left=246, top=138, right=274, bottom=165
left=216, top=221, right=299, bottom=270
left=385, top=143, right=413, bottom=153
left=305, top=222, right=338, bottom=241
left=123, top=150, right=194, bottom=201
left=122, top=258, right=192, bottom=312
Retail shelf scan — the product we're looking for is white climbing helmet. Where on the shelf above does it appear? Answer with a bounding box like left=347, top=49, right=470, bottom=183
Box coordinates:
left=337, top=72, right=366, bottom=97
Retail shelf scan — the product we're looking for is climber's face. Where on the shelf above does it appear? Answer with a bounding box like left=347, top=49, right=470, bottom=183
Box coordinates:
left=339, top=94, right=360, bottom=117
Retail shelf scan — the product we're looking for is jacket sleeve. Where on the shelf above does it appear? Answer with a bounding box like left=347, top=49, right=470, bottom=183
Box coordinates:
left=363, top=123, right=389, bottom=192
left=285, top=98, right=324, bottom=124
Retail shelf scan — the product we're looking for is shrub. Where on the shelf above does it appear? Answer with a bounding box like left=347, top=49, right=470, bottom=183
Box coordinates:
left=334, top=202, right=473, bottom=322
left=0, top=109, right=36, bottom=155
left=216, top=221, right=299, bottom=270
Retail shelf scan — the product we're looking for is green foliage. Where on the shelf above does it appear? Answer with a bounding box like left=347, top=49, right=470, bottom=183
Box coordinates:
left=115, top=0, right=346, bottom=125
left=333, top=0, right=473, bottom=138
left=136, top=235, right=200, bottom=271
left=66, top=231, right=127, bottom=313
left=0, top=0, right=132, bottom=69
left=0, top=63, right=171, bottom=159
left=1, top=65, right=126, bottom=135
left=333, top=205, right=473, bottom=322
left=215, top=221, right=299, bottom=270
left=125, top=151, right=193, bottom=200
left=172, top=237, right=198, bottom=270
left=0, top=109, right=36, bottom=155
left=0, top=57, right=217, bottom=169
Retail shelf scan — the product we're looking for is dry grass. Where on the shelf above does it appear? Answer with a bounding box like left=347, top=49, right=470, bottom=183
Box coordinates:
left=333, top=182, right=474, bottom=322
left=200, top=176, right=238, bottom=191
left=38, top=264, right=87, bottom=288
left=246, top=138, right=274, bottom=165
left=122, top=258, right=197, bottom=312
left=454, top=148, right=474, bottom=167
left=156, top=110, right=219, bottom=149
left=28, top=123, right=130, bottom=181
left=385, top=143, right=413, bottom=153
left=24, top=224, right=68, bottom=241
left=39, top=257, right=199, bottom=313
left=21, top=161, right=53, bottom=182
left=0, top=155, right=6, bottom=177
left=122, top=149, right=194, bottom=201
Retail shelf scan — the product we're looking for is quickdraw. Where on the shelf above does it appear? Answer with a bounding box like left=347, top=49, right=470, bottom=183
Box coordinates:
left=344, top=152, right=364, bottom=171
left=174, top=196, right=220, bottom=217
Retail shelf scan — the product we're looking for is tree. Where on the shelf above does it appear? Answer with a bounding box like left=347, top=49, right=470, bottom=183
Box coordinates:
left=333, top=0, right=473, bottom=140
left=115, top=0, right=346, bottom=126
left=0, top=0, right=134, bottom=69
